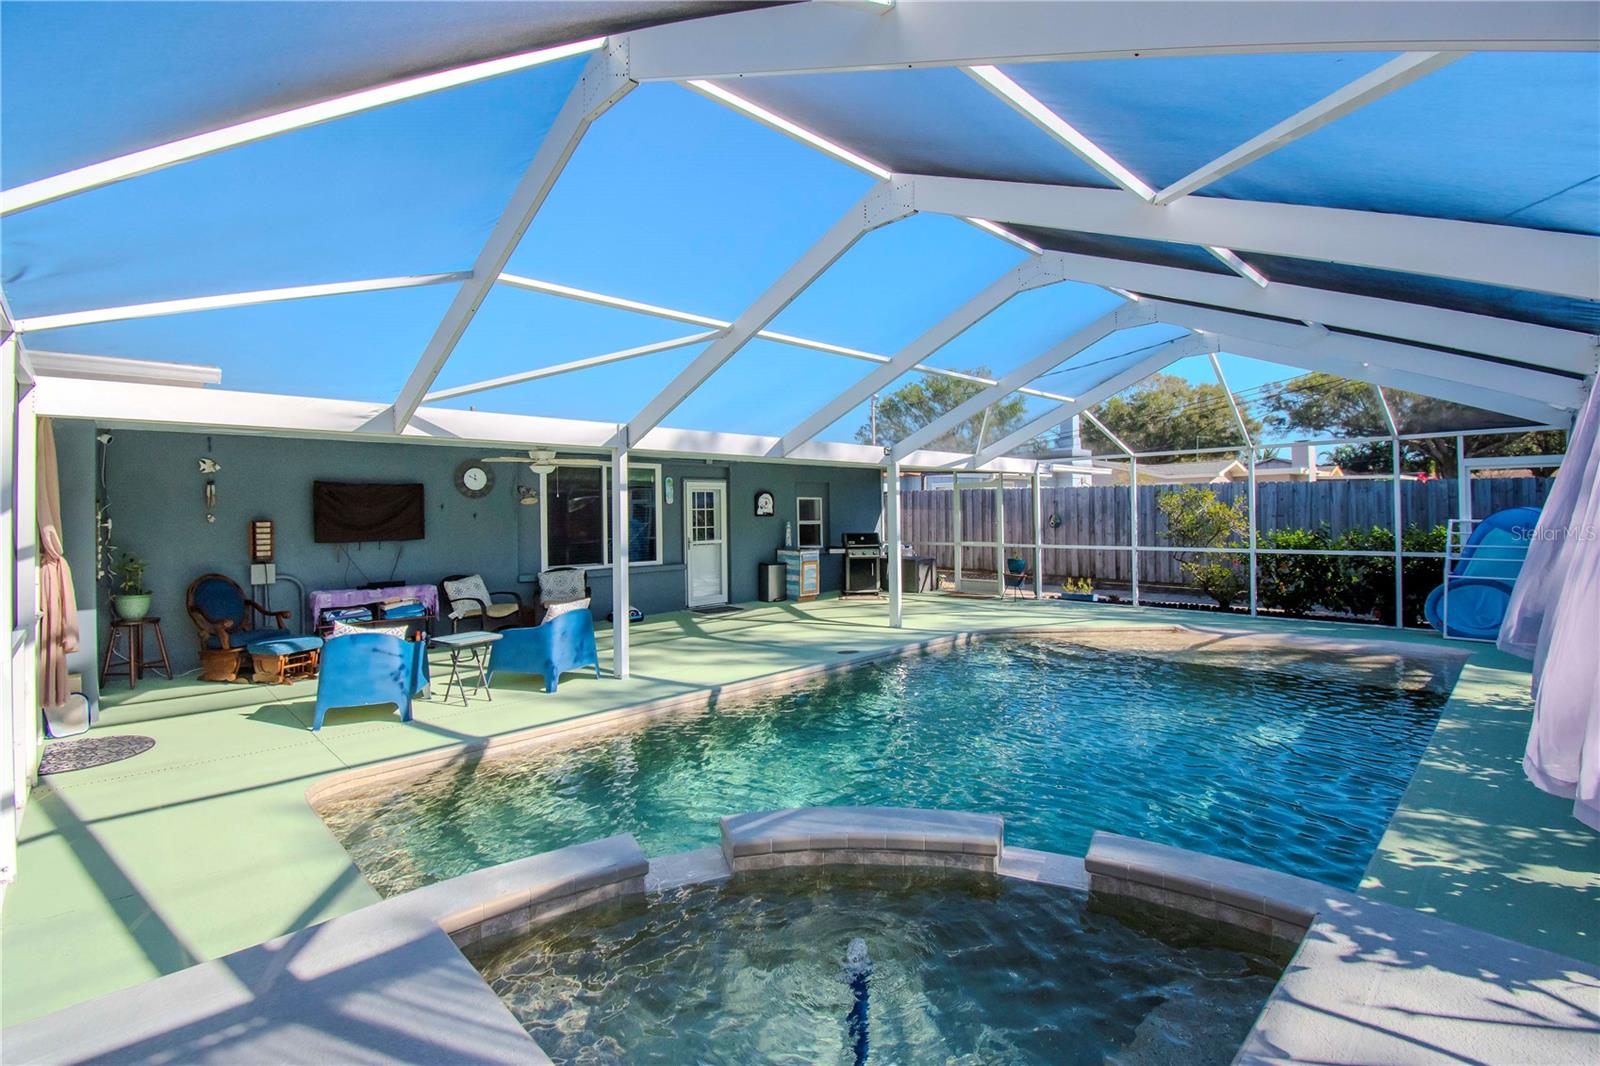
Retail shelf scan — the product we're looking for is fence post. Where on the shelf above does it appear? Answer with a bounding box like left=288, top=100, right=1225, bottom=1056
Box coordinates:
left=1129, top=457, right=1140, bottom=606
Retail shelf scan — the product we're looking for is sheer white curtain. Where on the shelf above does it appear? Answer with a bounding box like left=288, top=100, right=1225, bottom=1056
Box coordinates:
left=1499, top=383, right=1600, bottom=829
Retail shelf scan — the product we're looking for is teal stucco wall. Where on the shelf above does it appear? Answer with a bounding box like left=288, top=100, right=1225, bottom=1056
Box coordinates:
left=63, top=428, right=882, bottom=673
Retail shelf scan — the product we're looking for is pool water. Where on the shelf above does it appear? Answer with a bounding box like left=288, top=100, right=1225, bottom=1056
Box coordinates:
left=319, top=637, right=1446, bottom=894
left=469, top=867, right=1284, bottom=1065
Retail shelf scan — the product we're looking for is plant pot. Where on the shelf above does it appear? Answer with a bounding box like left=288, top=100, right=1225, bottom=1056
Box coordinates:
left=112, top=594, right=153, bottom=621
left=1061, top=592, right=1097, bottom=603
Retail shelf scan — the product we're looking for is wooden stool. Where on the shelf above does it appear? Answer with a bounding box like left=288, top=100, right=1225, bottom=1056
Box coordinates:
left=102, top=617, right=173, bottom=689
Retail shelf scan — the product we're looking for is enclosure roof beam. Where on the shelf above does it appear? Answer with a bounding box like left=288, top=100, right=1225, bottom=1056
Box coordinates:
left=1212, top=334, right=1568, bottom=426
left=970, top=333, right=1217, bottom=466
left=422, top=330, right=722, bottom=403
left=1208, top=352, right=1254, bottom=447
left=389, top=45, right=636, bottom=433
left=907, top=175, right=1600, bottom=301
left=14, top=273, right=471, bottom=333
left=773, top=254, right=1075, bottom=457
left=890, top=301, right=1155, bottom=460
left=496, top=273, right=1086, bottom=406
left=622, top=179, right=917, bottom=445
left=1013, top=251, right=1598, bottom=374
left=622, top=1, right=1596, bottom=81
left=0, top=38, right=606, bottom=216
left=1147, top=299, right=1590, bottom=409
left=963, top=64, right=1265, bottom=285
left=1154, top=51, right=1465, bottom=204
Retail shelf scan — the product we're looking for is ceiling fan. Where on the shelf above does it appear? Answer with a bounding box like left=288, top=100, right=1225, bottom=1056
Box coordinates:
left=482, top=448, right=559, bottom=476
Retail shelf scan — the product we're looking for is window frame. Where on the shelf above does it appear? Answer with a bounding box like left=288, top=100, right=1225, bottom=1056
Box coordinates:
left=538, top=460, right=664, bottom=570
left=796, top=494, right=824, bottom=549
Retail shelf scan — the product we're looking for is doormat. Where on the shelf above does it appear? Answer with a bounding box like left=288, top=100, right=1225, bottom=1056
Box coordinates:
left=691, top=604, right=743, bottom=615
left=39, top=735, right=156, bottom=775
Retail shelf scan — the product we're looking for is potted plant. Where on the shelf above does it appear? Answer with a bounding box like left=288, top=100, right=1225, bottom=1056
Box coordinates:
left=1060, top=577, right=1097, bottom=602
left=111, top=553, right=153, bottom=620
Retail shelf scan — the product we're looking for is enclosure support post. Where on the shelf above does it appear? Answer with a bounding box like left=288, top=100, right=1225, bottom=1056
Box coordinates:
left=885, top=460, right=903, bottom=628
left=1247, top=448, right=1258, bottom=617
left=611, top=444, right=631, bottom=678
left=1391, top=436, right=1405, bottom=629
left=993, top=475, right=1006, bottom=598
left=953, top=473, right=963, bottom=590
left=1128, top=456, right=1140, bottom=606
left=1455, top=433, right=1469, bottom=521
left=1031, top=468, right=1044, bottom=601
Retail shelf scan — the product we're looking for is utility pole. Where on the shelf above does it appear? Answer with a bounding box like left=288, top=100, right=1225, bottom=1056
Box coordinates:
left=870, top=393, right=879, bottom=446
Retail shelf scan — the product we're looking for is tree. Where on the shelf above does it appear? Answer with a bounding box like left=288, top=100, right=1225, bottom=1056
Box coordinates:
left=1156, top=486, right=1249, bottom=608
left=1081, top=373, right=1261, bottom=458
left=1261, top=373, right=1565, bottom=473
left=856, top=366, right=1027, bottom=453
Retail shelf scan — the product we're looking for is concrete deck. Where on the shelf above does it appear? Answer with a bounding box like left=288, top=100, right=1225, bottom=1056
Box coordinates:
left=2, top=594, right=1593, bottom=1031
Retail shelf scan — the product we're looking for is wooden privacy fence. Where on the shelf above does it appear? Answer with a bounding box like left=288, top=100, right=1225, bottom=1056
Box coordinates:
left=899, top=477, right=1554, bottom=587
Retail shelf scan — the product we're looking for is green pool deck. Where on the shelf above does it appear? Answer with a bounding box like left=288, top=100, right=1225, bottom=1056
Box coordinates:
left=2, top=595, right=1594, bottom=1028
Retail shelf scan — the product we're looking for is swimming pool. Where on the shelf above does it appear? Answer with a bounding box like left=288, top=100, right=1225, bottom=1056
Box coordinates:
left=317, top=635, right=1447, bottom=895
left=469, top=866, right=1282, bottom=1066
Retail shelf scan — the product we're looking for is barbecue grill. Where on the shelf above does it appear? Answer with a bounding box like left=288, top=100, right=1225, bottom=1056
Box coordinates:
left=841, top=532, right=883, bottom=597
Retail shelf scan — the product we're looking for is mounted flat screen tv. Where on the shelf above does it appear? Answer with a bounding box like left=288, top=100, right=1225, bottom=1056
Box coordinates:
left=312, top=481, right=425, bottom=543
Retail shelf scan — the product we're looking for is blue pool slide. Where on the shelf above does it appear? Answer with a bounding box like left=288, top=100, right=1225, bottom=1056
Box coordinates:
left=1423, top=506, right=1540, bottom=640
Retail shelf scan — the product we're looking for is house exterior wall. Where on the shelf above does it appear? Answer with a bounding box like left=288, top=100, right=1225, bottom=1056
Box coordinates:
left=65, top=429, right=881, bottom=673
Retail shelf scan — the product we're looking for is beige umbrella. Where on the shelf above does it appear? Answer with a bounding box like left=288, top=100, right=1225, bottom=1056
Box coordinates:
left=37, top=417, right=79, bottom=709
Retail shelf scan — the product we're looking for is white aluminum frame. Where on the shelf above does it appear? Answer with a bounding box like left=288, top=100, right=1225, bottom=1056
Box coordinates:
left=622, top=2, right=1594, bottom=80
left=624, top=179, right=916, bottom=444
left=908, top=175, right=1599, bottom=301
left=393, top=44, right=637, bottom=430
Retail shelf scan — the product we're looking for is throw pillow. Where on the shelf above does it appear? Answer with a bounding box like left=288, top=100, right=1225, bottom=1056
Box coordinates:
left=443, top=575, right=493, bottom=618
left=542, top=597, right=590, bottom=621
left=539, top=568, right=586, bottom=602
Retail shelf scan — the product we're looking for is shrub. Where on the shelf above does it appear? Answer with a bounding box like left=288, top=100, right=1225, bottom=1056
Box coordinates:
left=1156, top=486, right=1248, bottom=608
left=1256, top=526, right=1336, bottom=616
left=1323, top=524, right=1448, bottom=625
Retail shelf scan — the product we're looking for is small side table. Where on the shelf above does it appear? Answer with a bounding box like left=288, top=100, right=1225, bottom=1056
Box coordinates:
left=102, top=617, right=173, bottom=689
left=428, top=631, right=501, bottom=707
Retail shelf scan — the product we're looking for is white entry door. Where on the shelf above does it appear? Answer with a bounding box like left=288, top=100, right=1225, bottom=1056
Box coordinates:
left=684, top=480, right=729, bottom=607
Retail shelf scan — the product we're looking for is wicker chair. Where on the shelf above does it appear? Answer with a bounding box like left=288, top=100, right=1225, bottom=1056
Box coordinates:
left=186, top=573, right=291, bottom=681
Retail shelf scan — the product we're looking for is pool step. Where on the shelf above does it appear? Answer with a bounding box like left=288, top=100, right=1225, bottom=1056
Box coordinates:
left=719, top=806, right=1004, bottom=874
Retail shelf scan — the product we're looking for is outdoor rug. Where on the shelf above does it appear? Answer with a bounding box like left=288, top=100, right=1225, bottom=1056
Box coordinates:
left=39, top=735, right=156, bottom=775
left=690, top=604, right=744, bottom=615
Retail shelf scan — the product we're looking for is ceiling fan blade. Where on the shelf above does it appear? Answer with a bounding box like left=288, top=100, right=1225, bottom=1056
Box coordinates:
left=481, top=456, right=533, bottom=463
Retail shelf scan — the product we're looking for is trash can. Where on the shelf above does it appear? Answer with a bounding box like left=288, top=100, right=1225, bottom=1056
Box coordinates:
left=758, top=563, right=786, bottom=602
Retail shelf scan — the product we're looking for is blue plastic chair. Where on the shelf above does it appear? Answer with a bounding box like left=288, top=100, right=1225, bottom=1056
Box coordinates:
left=1423, top=506, right=1540, bottom=640
left=311, top=632, right=428, bottom=731
left=488, top=609, right=601, bottom=694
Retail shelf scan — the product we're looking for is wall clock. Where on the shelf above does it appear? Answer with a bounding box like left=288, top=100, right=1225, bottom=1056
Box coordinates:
left=455, top=459, right=495, bottom=499
left=754, top=490, right=775, bottom=516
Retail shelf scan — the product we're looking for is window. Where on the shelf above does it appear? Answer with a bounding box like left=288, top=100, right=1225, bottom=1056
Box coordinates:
left=797, top=496, right=823, bottom=548
left=542, top=463, right=662, bottom=568
left=690, top=489, right=718, bottom=543
left=611, top=467, right=660, bottom=563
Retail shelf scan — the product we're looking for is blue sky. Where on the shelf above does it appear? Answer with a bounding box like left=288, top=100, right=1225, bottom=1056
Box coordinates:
left=1, top=50, right=1387, bottom=447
